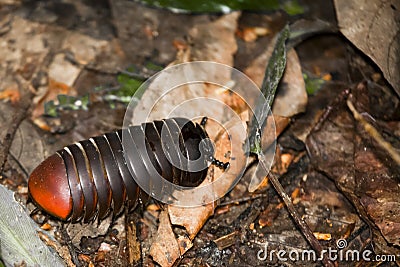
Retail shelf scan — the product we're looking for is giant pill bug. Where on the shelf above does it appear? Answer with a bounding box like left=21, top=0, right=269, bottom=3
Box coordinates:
left=28, top=117, right=229, bottom=222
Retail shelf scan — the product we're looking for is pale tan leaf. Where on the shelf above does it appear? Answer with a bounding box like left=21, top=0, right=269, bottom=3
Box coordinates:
left=169, top=204, right=214, bottom=239
left=149, top=211, right=180, bottom=267
left=188, top=12, right=240, bottom=66
left=245, top=48, right=307, bottom=117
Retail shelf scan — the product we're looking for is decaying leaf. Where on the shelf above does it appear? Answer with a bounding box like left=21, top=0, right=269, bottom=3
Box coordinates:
left=149, top=211, right=181, bottom=267
left=0, top=102, right=45, bottom=175
left=272, top=49, right=307, bottom=117
left=245, top=46, right=307, bottom=118
left=334, top=0, right=400, bottom=95
left=141, top=24, right=294, bottom=266
left=306, top=82, right=400, bottom=256
left=169, top=204, right=215, bottom=240
left=32, top=78, right=77, bottom=119
left=188, top=12, right=240, bottom=66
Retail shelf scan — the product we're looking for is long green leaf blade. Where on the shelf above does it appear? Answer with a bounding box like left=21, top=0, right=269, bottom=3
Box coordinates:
left=248, top=25, right=289, bottom=154
left=137, top=0, right=304, bottom=15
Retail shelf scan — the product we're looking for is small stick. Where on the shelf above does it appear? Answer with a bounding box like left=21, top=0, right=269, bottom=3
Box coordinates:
left=0, top=76, right=34, bottom=172
left=218, top=193, right=267, bottom=206
left=313, top=89, right=350, bottom=132
left=347, top=98, right=400, bottom=165
left=258, top=154, right=336, bottom=267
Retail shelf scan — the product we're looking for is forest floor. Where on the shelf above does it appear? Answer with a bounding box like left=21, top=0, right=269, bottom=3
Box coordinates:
left=0, top=0, right=399, bottom=266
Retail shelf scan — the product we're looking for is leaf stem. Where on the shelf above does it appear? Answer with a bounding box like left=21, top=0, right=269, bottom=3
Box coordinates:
left=258, top=154, right=336, bottom=267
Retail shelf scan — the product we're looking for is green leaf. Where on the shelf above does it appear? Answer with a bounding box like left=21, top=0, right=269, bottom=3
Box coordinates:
left=0, top=184, right=64, bottom=266
left=44, top=100, right=58, bottom=117
left=303, top=73, right=325, bottom=95
left=78, top=94, right=90, bottom=109
left=117, top=74, right=143, bottom=98
left=137, top=0, right=304, bottom=15
left=248, top=24, right=289, bottom=154
left=145, top=61, right=164, bottom=71
left=281, top=0, right=304, bottom=15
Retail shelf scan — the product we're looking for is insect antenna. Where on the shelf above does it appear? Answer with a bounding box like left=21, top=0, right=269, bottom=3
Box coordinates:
left=201, top=117, right=230, bottom=170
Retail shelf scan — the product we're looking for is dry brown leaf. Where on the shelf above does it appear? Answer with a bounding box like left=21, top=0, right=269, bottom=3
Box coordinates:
left=62, top=32, right=109, bottom=65
left=0, top=15, right=48, bottom=96
left=189, top=12, right=240, bottom=65
left=302, top=190, right=345, bottom=208
left=168, top=204, right=215, bottom=240
left=126, top=217, right=141, bottom=265
left=149, top=211, right=180, bottom=267
left=281, top=153, right=294, bottom=170
left=177, top=235, right=193, bottom=255
left=48, top=54, right=81, bottom=87
left=258, top=203, right=282, bottom=227
left=0, top=102, right=46, bottom=174
left=306, top=82, right=400, bottom=255
left=32, top=78, right=76, bottom=119
left=40, top=223, right=52, bottom=231
left=171, top=11, right=240, bottom=65
left=262, top=115, right=290, bottom=149
left=245, top=48, right=307, bottom=117
left=334, top=0, right=400, bottom=95
left=172, top=39, right=188, bottom=51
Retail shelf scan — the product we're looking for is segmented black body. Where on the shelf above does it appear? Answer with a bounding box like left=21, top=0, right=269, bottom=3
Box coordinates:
left=56, top=117, right=215, bottom=222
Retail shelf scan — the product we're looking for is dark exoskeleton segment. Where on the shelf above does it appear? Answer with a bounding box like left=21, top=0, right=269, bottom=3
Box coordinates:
left=28, top=117, right=229, bottom=222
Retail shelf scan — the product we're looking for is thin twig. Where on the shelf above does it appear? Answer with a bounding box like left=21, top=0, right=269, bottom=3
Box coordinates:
left=347, top=99, right=400, bottom=165
left=258, top=154, right=336, bottom=267
left=312, top=89, right=350, bottom=132
left=0, top=77, right=34, bottom=173
left=64, top=52, right=150, bottom=80
left=218, top=193, right=268, bottom=206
